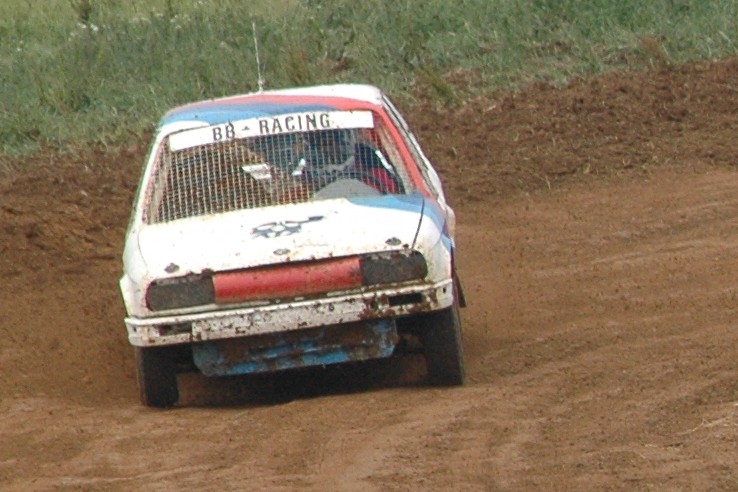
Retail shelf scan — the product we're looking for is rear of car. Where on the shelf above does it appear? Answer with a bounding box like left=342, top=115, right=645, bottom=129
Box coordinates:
left=120, top=84, right=464, bottom=407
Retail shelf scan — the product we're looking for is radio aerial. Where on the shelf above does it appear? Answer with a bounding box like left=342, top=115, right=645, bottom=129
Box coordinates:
left=252, top=21, right=265, bottom=92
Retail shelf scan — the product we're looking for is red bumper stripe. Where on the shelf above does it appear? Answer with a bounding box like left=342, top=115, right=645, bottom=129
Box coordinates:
left=213, top=257, right=363, bottom=303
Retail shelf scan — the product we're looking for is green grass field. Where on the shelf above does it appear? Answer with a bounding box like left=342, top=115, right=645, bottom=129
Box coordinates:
left=2, top=0, right=738, bottom=156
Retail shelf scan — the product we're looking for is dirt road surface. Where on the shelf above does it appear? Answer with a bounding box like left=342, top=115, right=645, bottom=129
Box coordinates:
left=2, top=59, right=738, bottom=490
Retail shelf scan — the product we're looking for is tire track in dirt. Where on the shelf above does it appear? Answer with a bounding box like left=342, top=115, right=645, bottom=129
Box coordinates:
left=313, top=387, right=503, bottom=491
left=453, top=168, right=738, bottom=489
left=250, top=168, right=738, bottom=490
left=2, top=167, right=738, bottom=490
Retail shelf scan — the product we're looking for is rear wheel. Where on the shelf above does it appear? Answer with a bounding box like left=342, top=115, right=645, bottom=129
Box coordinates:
left=420, top=302, right=465, bottom=386
left=134, top=346, right=179, bottom=408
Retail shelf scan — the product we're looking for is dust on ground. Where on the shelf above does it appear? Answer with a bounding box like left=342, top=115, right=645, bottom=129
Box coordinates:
left=2, top=59, right=738, bottom=490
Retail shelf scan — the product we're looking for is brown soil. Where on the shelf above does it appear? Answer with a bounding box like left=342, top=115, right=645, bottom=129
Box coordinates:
left=2, top=59, right=738, bottom=490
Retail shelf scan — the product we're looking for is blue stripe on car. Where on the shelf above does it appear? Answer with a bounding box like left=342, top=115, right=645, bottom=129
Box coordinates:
left=160, top=103, right=336, bottom=127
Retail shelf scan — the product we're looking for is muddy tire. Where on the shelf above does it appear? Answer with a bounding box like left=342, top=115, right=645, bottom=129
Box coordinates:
left=134, top=346, right=179, bottom=408
left=420, top=302, right=465, bottom=386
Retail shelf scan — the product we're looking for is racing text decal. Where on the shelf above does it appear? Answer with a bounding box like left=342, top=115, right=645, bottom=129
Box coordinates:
left=257, top=113, right=331, bottom=135
left=169, top=111, right=374, bottom=151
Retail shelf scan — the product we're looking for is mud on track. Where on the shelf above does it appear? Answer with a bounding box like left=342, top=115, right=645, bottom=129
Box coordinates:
left=2, top=59, right=738, bottom=490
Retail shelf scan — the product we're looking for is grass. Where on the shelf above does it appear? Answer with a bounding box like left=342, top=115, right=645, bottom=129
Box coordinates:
left=2, top=0, right=738, bottom=156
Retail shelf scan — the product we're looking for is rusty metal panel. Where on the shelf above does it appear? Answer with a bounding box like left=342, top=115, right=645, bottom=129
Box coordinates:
left=125, top=279, right=453, bottom=347
left=191, top=319, right=398, bottom=376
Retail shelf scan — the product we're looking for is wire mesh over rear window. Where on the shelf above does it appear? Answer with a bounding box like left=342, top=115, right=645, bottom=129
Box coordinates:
left=144, top=112, right=413, bottom=224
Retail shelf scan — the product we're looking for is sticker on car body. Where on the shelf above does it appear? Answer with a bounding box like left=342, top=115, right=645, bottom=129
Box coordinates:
left=251, top=215, right=325, bottom=238
left=168, top=110, right=374, bottom=151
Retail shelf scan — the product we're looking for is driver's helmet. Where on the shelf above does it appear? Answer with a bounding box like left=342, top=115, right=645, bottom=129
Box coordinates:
left=303, top=129, right=353, bottom=173
left=248, top=133, right=311, bottom=175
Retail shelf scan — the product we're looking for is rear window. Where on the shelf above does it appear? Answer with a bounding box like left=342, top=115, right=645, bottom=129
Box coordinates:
left=144, top=110, right=413, bottom=224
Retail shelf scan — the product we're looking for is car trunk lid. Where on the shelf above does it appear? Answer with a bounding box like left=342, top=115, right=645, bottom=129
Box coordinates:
left=137, top=193, right=425, bottom=277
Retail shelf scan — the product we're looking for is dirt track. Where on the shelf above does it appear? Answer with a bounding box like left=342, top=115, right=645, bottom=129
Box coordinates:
left=2, top=60, right=738, bottom=490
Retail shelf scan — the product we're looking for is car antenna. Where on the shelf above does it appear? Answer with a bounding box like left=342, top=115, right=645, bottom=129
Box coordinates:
left=252, top=21, right=265, bottom=92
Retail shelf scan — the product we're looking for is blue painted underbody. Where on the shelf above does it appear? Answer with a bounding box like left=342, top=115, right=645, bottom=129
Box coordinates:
left=192, top=319, right=399, bottom=377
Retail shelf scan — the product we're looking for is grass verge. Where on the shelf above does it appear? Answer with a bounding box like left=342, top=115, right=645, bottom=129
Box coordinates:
left=2, top=0, right=738, bottom=156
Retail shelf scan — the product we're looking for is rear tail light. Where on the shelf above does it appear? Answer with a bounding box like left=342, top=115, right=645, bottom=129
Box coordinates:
left=359, top=250, right=427, bottom=286
left=146, top=274, right=214, bottom=311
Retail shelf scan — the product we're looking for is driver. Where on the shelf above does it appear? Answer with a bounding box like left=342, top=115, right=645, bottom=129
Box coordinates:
left=297, top=129, right=402, bottom=194
left=303, top=129, right=353, bottom=173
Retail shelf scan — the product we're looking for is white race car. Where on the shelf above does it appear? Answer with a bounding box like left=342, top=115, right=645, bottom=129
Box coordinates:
left=120, top=84, right=465, bottom=407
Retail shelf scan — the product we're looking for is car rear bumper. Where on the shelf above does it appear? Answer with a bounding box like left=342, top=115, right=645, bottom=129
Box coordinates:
left=125, top=279, right=454, bottom=347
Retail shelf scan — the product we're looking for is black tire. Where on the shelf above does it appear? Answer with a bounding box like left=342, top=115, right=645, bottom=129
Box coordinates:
left=420, top=302, right=465, bottom=386
left=134, top=346, right=179, bottom=408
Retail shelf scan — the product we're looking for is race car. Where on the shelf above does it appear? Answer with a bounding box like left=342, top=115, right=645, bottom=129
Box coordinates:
left=120, top=84, right=465, bottom=407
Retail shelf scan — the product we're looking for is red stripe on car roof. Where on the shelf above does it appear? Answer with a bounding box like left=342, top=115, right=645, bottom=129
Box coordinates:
left=177, top=95, right=382, bottom=112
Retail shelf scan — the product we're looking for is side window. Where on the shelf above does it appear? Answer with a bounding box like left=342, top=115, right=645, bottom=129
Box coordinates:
left=382, top=97, right=445, bottom=200
left=373, top=124, right=414, bottom=193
